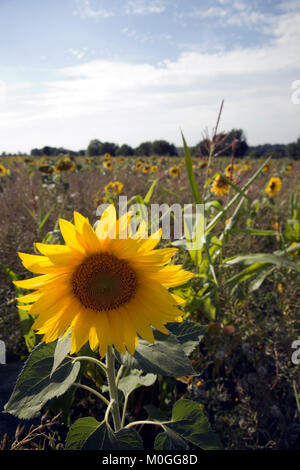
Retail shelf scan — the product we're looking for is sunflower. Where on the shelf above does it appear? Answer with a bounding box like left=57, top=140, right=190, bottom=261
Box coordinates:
left=142, top=165, right=151, bottom=174
left=169, top=166, right=180, bottom=178
left=105, top=181, right=123, bottom=195
left=0, top=164, right=7, bottom=176
left=55, top=160, right=76, bottom=173
left=38, top=165, right=54, bottom=175
left=119, top=157, right=125, bottom=163
left=285, top=164, right=292, bottom=175
left=210, top=174, right=229, bottom=196
left=151, top=165, right=158, bottom=173
left=103, top=161, right=113, bottom=170
left=104, top=153, right=111, bottom=160
left=15, top=207, right=193, bottom=357
left=265, top=177, right=282, bottom=197
left=135, top=161, right=143, bottom=171
left=225, top=163, right=237, bottom=178
left=263, top=162, right=271, bottom=172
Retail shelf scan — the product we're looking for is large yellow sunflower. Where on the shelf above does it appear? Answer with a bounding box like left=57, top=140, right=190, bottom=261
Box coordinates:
left=15, top=206, right=193, bottom=357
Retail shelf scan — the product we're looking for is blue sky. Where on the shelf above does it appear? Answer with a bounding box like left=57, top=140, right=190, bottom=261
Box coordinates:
left=0, top=0, right=300, bottom=152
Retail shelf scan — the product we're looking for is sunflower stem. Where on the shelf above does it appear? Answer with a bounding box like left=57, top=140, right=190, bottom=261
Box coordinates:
left=106, top=346, right=122, bottom=432
left=71, top=355, right=107, bottom=374
left=72, top=382, right=110, bottom=406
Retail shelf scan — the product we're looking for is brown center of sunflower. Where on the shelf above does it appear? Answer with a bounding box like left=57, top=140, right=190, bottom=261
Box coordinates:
left=216, top=177, right=227, bottom=188
left=71, top=253, right=138, bottom=311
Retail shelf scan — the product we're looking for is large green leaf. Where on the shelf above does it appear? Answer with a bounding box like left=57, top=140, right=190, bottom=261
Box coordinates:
left=65, top=417, right=143, bottom=450
left=118, top=370, right=157, bottom=397
left=155, top=428, right=188, bottom=450
left=115, top=330, right=196, bottom=377
left=155, top=399, right=222, bottom=450
left=51, top=332, right=72, bottom=376
left=4, top=341, right=80, bottom=419
left=166, top=321, right=207, bottom=356
left=224, top=253, right=300, bottom=272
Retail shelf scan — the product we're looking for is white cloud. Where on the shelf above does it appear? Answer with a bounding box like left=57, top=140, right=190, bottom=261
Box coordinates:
left=73, top=0, right=113, bottom=19
left=124, top=0, right=166, bottom=15
left=68, top=47, right=89, bottom=60
left=1, top=5, right=300, bottom=152
left=0, top=80, right=6, bottom=105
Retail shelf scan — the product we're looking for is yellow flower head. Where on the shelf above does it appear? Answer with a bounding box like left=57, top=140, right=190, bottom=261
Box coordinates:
left=105, top=181, right=123, bottom=195
left=135, top=161, right=143, bottom=171
left=151, top=165, right=158, bottom=173
left=285, top=164, right=292, bottom=175
left=55, top=160, right=76, bottom=172
left=242, top=163, right=252, bottom=172
left=0, top=164, right=7, bottom=176
left=210, top=174, right=229, bottom=196
left=103, top=161, right=113, bottom=170
left=15, top=206, right=193, bottom=357
left=169, top=166, right=180, bottom=178
left=104, top=153, right=111, bottom=160
left=225, top=163, right=237, bottom=178
left=142, top=165, right=151, bottom=174
left=263, top=162, right=271, bottom=172
left=265, top=177, right=282, bottom=197
left=119, top=157, right=125, bottom=163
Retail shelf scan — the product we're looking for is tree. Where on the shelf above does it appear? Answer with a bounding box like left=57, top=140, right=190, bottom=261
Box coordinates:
left=116, top=144, right=134, bottom=156
left=86, top=139, right=102, bottom=156
left=287, top=138, right=300, bottom=160
left=135, top=141, right=153, bottom=156
left=152, top=140, right=177, bottom=156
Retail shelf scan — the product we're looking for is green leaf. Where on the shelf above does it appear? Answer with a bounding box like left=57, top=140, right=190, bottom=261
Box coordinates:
left=229, top=228, right=278, bottom=236
left=51, top=332, right=72, bottom=376
left=115, top=330, right=196, bottom=377
left=181, top=131, right=202, bottom=204
left=166, top=321, right=207, bottom=356
left=226, top=263, right=270, bottom=293
left=4, top=341, right=80, bottom=419
left=144, top=404, right=169, bottom=422
left=115, top=428, right=144, bottom=450
left=65, top=417, right=143, bottom=450
left=144, top=179, right=158, bottom=205
left=65, top=418, right=116, bottom=450
left=118, top=370, right=157, bottom=397
left=155, top=429, right=188, bottom=450
left=224, top=253, right=300, bottom=273
left=164, top=399, right=223, bottom=450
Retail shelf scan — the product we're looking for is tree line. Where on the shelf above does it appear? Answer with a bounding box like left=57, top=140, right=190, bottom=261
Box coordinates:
left=1, top=130, right=300, bottom=159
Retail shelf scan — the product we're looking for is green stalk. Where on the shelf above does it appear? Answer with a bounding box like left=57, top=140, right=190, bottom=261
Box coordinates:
left=106, top=346, right=122, bottom=432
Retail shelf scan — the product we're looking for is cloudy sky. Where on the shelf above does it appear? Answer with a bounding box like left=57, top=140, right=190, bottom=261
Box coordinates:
left=0, top=0, right=300, bottom=153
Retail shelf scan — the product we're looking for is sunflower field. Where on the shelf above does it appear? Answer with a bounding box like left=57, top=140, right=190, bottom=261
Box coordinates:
left=0, top=135, right=300, bottom=452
